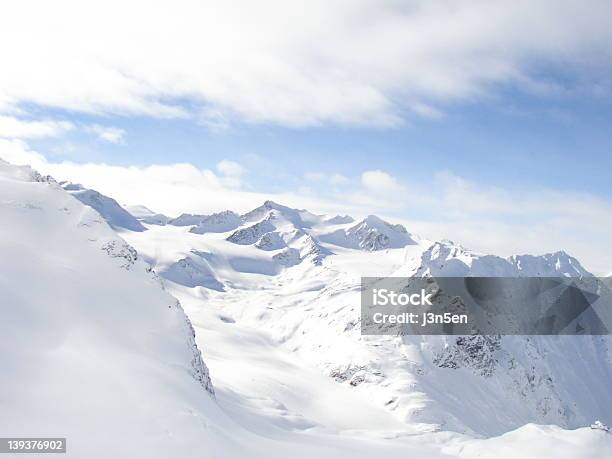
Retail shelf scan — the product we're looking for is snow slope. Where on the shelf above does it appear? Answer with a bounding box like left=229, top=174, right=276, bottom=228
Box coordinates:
left=0, top=161, right=237, bottom=458
left=61, top=182, right=146, bottom=232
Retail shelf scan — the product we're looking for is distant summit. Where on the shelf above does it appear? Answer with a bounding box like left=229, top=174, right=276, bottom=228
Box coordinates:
left=61, top=182, right=146, bottom=232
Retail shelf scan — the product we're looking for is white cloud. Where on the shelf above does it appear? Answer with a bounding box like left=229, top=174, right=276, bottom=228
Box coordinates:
left=1, top=1, right=611, bottom=127
left=361, top=170, right=402, bottom=193
left=86, top=124, right=125, bottom=144
left=409, top=103, right=444, bottom=120
left=0, top=138, right=49, bottom=165
left=216, top=159, right=246, bottom=187
left=0, top=141, right=264, bottom=215
left=217, top=160, right=245, bottom=177
left=329, top=173, right=349, bottom=186
left=0, top=115, right=73, bottom=139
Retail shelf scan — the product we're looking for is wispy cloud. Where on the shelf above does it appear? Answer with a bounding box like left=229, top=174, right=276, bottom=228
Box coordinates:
left=0, top=115, right=73, bottom=139
left=361, top=170, right=403, bottom=193
left=85, top=124, right=125, bottom=144
left=1, top=1, right=611, bottom=127
left=216, top=159, right=246, bottom=187
left=216, top=160, right=245, bottom=177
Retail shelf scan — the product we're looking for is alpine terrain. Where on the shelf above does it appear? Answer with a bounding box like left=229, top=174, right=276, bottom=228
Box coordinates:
left=1, top=158, right=611, bottom=458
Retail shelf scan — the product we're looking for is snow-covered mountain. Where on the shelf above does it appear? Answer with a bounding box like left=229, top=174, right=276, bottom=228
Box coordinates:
left=116, top=197, right=612, bottom=438
left=320, top=214, right=417, bottom=250
left=190, top=210, right=242, bottom=234
left=387, top=242, right=611, bottom=432
left=126, top=204, right=170, bottom=225
left=169, top=213, right=209, bottom=227
left=2, top=158, right=610, bottom=458
left=61, top=182, right=146, bottom=232
left=0, top=160, right=230, bottom=458
left=404, top=241, right=590, bottom=277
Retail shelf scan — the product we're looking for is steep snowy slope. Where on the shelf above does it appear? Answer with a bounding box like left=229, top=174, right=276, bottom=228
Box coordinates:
left=61, top=182, right=146, bottom=232
left=0, top=161, right=232, bottom=458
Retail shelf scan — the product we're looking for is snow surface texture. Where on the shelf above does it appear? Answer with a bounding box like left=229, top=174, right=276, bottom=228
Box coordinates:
left=1, top=158, right=611, bottom=458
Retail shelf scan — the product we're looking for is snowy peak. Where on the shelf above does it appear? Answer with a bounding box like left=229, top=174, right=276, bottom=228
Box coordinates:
left=242, top=200, right=288, bottom=220
left=242, top=200, right=319, bottom=228
left=414, top=241, right=491, bottom=277
left=414, top=241, right=592, bottom=277
left=126, top=204, right=170, bottom=225
left=325, top=214, right=355, bottom=225
left=223, top=201, right=336, bottom=266
left=345, top=214, right=416, bottom=250
left=162, top=256, right=224, bottom=291
left=0, top=158, right=55, bottom=184
left=189, top=210, right=242, bottom=234
left=509, top=251, right=590, bottom=277
left=168, top=210, right=242, bottom=233
left=61, top=182, right=146, bottom=232
left=225, top=202, right=417, bottom=267
left=297, top=234, right=333, bottom=265
left=355, top=215, right=412, bottom=237
left=321, top=214, right=417, bottom=251
left=169, top=213, right=209, bottom=226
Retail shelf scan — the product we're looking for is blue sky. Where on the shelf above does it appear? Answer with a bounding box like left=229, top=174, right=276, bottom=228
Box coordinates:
left=1, top=0, right=612, bottom=274
left=28, top=84, right=612, bottom=199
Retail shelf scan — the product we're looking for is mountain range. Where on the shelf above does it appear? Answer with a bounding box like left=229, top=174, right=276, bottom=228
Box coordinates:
left=1, top=158, right=610, bottom=458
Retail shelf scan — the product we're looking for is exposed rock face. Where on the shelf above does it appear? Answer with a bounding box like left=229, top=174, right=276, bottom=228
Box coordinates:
left=227, top=218, right=276, bottom=245
left=255, top=232, right=287, bottom=251
left=434, top=335, right=502, bottom=377
left=100, top=240, right=139, bottom=270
